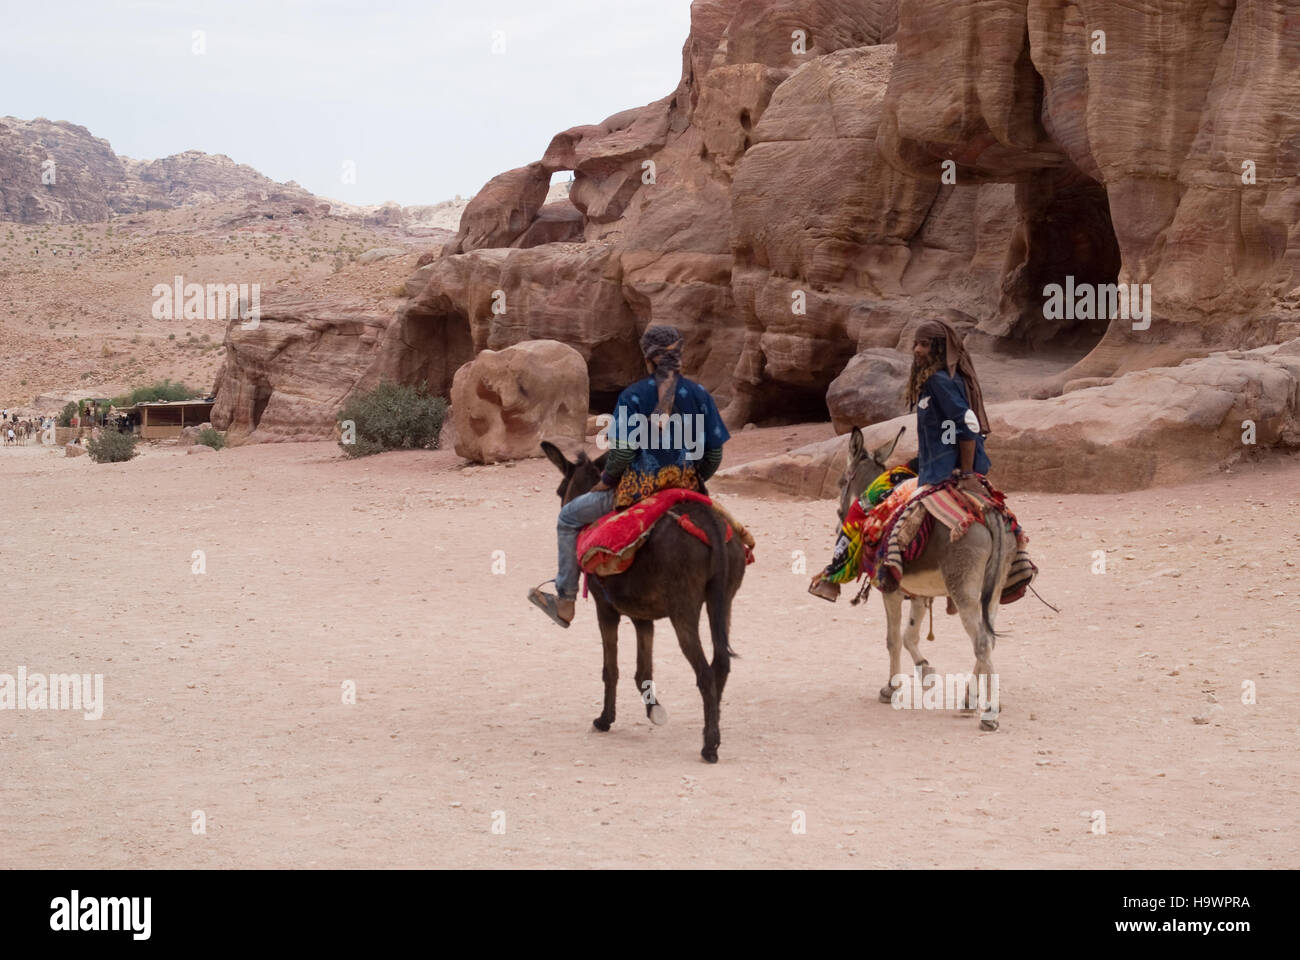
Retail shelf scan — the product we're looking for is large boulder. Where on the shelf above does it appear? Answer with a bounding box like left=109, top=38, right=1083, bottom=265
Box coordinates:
left=825, top=347, right=910, bottom=433
left=450, top=340, right=589, bottom=463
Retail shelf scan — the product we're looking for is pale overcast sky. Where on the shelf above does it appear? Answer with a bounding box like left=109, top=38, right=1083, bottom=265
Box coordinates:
left=1, top=0, right=694, bottom=205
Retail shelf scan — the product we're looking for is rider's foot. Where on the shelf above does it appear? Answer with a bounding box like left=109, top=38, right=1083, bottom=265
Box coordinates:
left=946, top=596, right=958, bottom=615
left=528, top=586, right=575, bottom=628
left=556, top=594, right=575, bottom=623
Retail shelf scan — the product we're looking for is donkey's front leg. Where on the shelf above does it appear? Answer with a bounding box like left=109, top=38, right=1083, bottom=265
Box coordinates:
left=632, top=618, right=667, bottom=725
left=879, top=590, right=906, bottom=703
left=593, top=602, right=620, bottom=732
left=902, top=595, right=935, bottom=682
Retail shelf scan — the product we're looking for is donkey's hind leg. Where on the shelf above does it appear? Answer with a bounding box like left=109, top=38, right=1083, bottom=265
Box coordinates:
left=592, top=600, right=620, bottom=732
left=952, top=593, right=1000, bottom=731
left=669, top=607, right=720, bottom=763
left=632, top=618, right=667, bottom=726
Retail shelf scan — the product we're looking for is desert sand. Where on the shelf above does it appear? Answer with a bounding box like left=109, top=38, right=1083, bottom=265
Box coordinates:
left=2, top=432, right=1296, bottom=869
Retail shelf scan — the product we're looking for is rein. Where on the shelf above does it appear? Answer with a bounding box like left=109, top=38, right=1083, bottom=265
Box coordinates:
left=1028, top=584, right=1061, bottom=613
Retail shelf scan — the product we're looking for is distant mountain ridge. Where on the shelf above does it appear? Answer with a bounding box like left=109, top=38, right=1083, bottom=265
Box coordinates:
left=0, top=116, right=327, bottom=223
left=0, top=115, right=482, bottom=229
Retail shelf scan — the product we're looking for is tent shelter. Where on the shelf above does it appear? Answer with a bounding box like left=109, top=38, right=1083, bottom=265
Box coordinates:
left=126, top=400, right=217, bottom=440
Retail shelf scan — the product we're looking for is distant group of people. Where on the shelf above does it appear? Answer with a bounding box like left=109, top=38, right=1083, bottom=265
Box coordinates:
left=1, top=409, right=54, bottom=447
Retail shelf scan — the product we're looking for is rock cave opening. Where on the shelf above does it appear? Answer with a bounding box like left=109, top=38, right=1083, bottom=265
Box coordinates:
left=754, top=382, right=837, bottom=426
left=397, top=307, right=474, bottom=398
left=586, top=333, right=647, bottom=414
left=251, top=381, right=273, bottom=430
left=1000, top=170, right=1122, bottom=358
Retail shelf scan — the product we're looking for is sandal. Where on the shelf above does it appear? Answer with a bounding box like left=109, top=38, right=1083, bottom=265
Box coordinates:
left=527, top=583, right=573, bottom=628
left=808, top=576, right=840, bottom=603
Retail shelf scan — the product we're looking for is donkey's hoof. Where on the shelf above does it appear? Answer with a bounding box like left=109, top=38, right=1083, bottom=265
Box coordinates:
left=879, top=684, right=898, bottom=703
left=592, top=716, right=612, bottom=732
left=648, top=703, right=669, bottom=726
left=979, top=715, right=999, bottom=732
left=701, top=746, right=719, bottom=764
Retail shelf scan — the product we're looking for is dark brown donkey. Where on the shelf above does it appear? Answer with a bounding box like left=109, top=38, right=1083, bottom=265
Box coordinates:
left=541, top=442, right=747, bottom=763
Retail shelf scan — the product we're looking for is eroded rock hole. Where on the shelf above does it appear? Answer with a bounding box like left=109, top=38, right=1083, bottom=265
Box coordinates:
left=1003, top=171, right=1121, bottom=353
left=251, top=381, right=273, bottom=429
left=397, top=307, right=474, bottom=397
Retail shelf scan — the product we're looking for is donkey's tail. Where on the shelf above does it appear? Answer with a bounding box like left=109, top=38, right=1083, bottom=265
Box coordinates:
left=978, top=512, right=1008, bottom=639
left=700, top=506, right=736, bottom=665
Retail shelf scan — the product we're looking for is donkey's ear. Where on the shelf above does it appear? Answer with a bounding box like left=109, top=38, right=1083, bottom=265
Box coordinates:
left=849, top=426, right=866, bottom=460
left=872, top=425, right=906, bottom=465
left=540, top=441, right=573, bottom=474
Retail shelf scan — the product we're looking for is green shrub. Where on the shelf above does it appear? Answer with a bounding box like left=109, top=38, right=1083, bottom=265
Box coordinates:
left=196, top=427, right=226, bottom=450
left=57, top=401, right=78, bottom=427
left=112, top=380, right=202, bottom=407
left=87, top=430, right=139, bottom=464
left=337, top=382, right=447, bottom=459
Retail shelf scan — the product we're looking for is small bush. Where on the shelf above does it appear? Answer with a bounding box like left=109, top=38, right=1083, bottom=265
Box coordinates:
left=112, top=380, right=201, bottom=407
left=196, top=427, right=226, bottom=450
left=57, top=401, right=78, bottom=427
left=87, top=430, right=139, bottom=464
left=337, top=382, right=447, bottom=459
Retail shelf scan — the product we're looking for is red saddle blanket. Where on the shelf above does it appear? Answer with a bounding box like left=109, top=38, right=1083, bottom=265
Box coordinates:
left=577, top=488, right=735, bottom=577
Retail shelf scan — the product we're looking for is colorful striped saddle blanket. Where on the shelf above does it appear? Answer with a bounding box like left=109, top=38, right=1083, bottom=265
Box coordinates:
left=874, top=478, right=1035, bottom=604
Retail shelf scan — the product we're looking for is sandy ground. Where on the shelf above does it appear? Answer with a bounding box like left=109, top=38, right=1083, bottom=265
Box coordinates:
left=2, top=434, right=1297, bottom=869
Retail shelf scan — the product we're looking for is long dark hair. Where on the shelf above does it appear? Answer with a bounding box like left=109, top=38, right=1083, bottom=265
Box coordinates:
left=640, top=325, right=684, bottom=416
left=904, top=336, right=946, bottom=410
